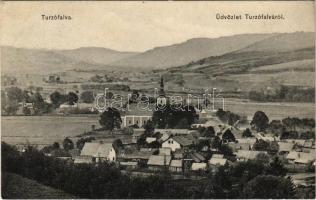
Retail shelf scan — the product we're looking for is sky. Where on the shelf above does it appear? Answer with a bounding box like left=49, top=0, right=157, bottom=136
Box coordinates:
left=1, top=1, right=315, bottom=52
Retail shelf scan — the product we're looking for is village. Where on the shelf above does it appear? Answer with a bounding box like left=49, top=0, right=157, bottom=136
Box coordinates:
left=32, top=78, right=315, bottom=189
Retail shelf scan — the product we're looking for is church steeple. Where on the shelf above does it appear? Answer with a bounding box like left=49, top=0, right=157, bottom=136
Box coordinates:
left=159, top=76, right=165, bottom=96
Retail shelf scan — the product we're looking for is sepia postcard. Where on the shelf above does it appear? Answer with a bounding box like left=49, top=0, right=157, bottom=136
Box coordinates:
left=0, top=1, right=315, bottom=199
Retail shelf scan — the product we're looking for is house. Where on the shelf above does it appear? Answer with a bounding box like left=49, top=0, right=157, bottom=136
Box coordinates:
left=191, top=163, right=207, bottom=171
left=146, top=137, right=157, bottom=144
left=302, top=140, right=315, bottom=153
left=285, top=139, right=305, bottom=147
left=117, top=149, right=154, bottom=166
left=119, top=161, right=138, bottom=169
left=256, top=133, right=279, bottom=142
left=159, top=148, right=171, bottom=156
left=278, top=142, right=294, bottom=155
left=121, top=115, right=152, bottom=127
left=155, top=129, right=190, bottom=136
left=190, top=152, right=206, bottom=163
left=74, top=156, right=94, bottom=164
left=212, top=154, right=224, bottom=158
left=235, top=150, right=267, bottom=161
left=147, top=155, right=171, bottom=171
left=162, top=136, right=194, bottom=152
left=208, top=157, right=227, bottom=166
left=169, top=160, right=183, bottom=172
left=286, top=151, right=315, bottom=165
left=236, top=138, right=257, bottom=147
left=228, top=142, right=252, bottom=152
left=132, top=128, right=145, bottom=143
left=80, top=142, right=116, bottom=163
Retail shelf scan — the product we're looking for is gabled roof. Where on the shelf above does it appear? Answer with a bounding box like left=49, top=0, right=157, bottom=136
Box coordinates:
left=190, top=152, right=206, bottom=163
left=209, top=157, right=227, bottom=166
left=236, top=138, right=257, bottom=146
left=81, top=142, right=113, bottom=158
left=170, top=160, right=182, bottom=168
left=173, top=136, right=194, bottom=146
left=132, top=128, right=145, bottom=136
left=278, top=142, right=294, bottom=152
left=191, top=163, right=207, bottom=171
left=147, top=155, right=171, bottom=166
left=286, top=151, right=315, bottom=164
left=236, top=150, right=267, bottom=160
left=81, top=143, right=100, bottom=157
left=212, top=154, right=224, bottom=158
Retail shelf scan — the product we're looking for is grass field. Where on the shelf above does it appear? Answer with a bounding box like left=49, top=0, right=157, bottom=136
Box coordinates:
left=1, top=172, right=76, bottom=199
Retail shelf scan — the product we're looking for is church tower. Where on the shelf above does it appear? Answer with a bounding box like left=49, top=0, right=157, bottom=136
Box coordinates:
left=159, top=76, right=165, bottom=96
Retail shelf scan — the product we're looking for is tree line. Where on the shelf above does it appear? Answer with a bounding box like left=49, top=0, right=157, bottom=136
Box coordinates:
left=2, top=142, right=302, bottom=199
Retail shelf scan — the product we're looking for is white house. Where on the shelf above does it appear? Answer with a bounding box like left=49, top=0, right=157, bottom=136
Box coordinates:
left=79, top=142, right=116, bottom=163
left=162, top=136, right=194, bottom=152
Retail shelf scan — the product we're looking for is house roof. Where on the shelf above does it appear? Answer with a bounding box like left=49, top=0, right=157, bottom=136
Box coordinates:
left=170, top=160, right=182, bottom=168
left=69, top=148, right=81, bottom=157
left=173, top=136, right=194, bottom=146
left=81, top=142, right=113, bottom=158
left=190, top=152, right=206, bottom=163
left=147, top=155, right=171, bottom=166
left=96, top=143, right=113, bottom=157
left=159, top=147, right=171, bottom=156
left=81, top=143, right=100, bottom=157
left=155, top=129, right=189, bottom=135
left=120, top=161, right=138, bottom=166
left=191, top=163, right=207, bottom=171
left=236, top=138, right=257, bottom=146
left=285, top=139, right=305, bottom=146
left=209, top=157, right=227, bottom=166
left=132, top=128, right=145, bottom=136
left=278, top=142, right=294, bottom=152
left=212, top=154, right=224, bottom=158
left=236, top=150, right=267, bottom=160
left=74, top=156, right=93, bottom=164
left=146, top=137, right=157, bottom=143
left=304, top=140, right=314, bottom=148
left=228, top=142, right=251, bottom=152
left=286, top=151, right=315, bottom=164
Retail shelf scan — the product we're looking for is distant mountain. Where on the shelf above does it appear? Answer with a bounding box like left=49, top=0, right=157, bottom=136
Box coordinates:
left=109, top=34, right=278, bottom=69
left=169, top=32, right=315, bottom=74
left=1, top=46, right=138, bottom=75
left=58, top=47, right=138, bottom=65
left=236, top=32, right=315, bottom=53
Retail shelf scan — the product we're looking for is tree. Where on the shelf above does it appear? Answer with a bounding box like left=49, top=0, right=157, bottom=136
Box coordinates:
left=152, top=104, right=198, bottom=129
left=242, top=128, right=253, bottom=137
left=67, top=92, right=79, bottom=105
left=63, top=137, right=74, bottom=151
left=212, top=136, right=222, bottom=149
left=76, top=137, right=95, bottom=150
left=255, top=152, right=270, bottom=164
left=32, top=92, right=46, bottom=114
left=23, top=107, right=31, bottom=115
left=267, top=156, right=287, bottom=176
left=99, top=107, right=122, bottom=131
left=253, top=139, right=269, bottom=151
left=50, top=91, right=66, bottom=108
left=6, top=87, right=23, bottom=102
left=144, top=120, right=154, bottom=136
left=80, top=91, right=95, bottom=103
left=242, top=175, right=296, bottom=198
left=219, top=144, right=233, bottom=156
left=222, top=129, right=235, bottom=142
left=204, top=126, right=216, bottom=138
left=251, top=111, right=269, bottom=132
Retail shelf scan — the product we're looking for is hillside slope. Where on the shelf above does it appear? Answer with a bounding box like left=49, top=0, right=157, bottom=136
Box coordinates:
left=109, top=34, right=277, bottom=69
